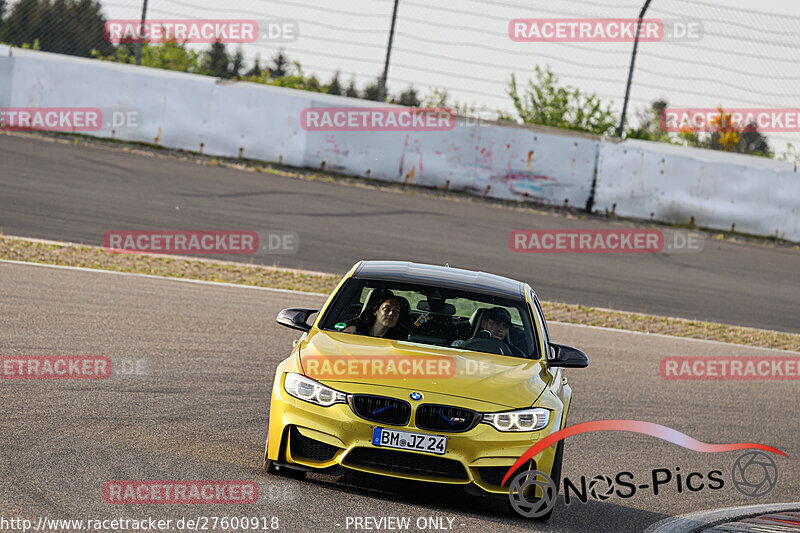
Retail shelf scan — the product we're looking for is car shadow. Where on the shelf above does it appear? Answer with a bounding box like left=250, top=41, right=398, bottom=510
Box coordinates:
left=262, top=468, right=673, bottom=532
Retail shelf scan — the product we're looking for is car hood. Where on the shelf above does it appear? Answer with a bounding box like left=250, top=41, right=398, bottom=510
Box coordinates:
left=298, top=329, right=550, bottom=409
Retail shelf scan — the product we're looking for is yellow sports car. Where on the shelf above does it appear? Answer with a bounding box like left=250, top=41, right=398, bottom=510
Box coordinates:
left=264, top=261, right=588, bottom=518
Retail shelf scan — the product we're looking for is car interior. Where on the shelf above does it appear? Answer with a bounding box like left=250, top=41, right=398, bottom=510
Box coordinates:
left=324, top=284, right=536, bottom=358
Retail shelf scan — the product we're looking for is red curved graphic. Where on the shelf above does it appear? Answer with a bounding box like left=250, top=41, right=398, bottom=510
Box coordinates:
left=502, top=419, right=786, bottom=487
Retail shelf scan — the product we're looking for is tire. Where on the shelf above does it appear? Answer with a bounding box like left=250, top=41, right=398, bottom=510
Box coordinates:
left=551, top=438, right=564, bottom=493
left=506, top=441, right=564, bottom=521
left=502, top=491, right=554, bottom=521
left=264, top=459, right=307, bottom=480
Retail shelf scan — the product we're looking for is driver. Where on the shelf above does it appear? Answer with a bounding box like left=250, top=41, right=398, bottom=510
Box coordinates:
left=479, top=307, right=525, bottom=357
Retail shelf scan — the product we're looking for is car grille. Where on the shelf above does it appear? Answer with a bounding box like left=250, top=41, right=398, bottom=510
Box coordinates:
left=350, top=395, right=411, bottom=426
left=344, top=447, right=468, bottom=480
left=290, top=427, right=340, bottom=462
left=415, top=404, right=480, bottom=432
left=478, top=460, right=537, bottom=487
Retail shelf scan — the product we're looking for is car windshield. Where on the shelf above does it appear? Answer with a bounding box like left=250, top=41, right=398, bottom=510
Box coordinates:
left=319, top=279, right=539, bottom=359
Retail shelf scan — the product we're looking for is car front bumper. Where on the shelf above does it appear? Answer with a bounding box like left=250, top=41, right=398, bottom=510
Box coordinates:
left=267, top=374, right=563, bottom=495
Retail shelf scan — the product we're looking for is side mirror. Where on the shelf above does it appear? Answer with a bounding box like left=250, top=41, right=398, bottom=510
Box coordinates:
left=277, top=308, right=318, bottom=332
left=548, top=343, right=589, bottom=368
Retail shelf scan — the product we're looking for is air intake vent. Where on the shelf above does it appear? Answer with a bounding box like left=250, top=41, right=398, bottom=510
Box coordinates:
left=290, top=427, right=340, bottom=462
left=345, top=447, right=467, bottom=480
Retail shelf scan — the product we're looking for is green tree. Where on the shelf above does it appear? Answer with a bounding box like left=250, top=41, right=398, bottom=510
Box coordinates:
left=258, top=60, right=324, bottom=93
left=93, top=41, right=208, bottom=74
left=327, top=71, right=342, bottom=95
left=229, top=47, right=244, bottom=78
left=0, top=0, right=114, bottom=57
left=269, top=49, right=289, bottom=78
left=0, top=0, right=43, bottom=46
left=245, top=54, right=262, bottom=77
left=362, top=75, right=382, bottom=101
left=422, top=88, right=449, bottom=108
left=205, top=41, right=231, bottom=78
left=626, top=99, right=673, bottom=143
left=344, top=77, right=359, bottom=98
left=306, top=73, right=320, bottom=92
left=392, top=85, right=421, bottom=107
left=500, top=66, right=617, bottom=136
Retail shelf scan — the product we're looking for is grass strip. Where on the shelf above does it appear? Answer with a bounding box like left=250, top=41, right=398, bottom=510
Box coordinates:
left=2, top=235, right=797, bottom=352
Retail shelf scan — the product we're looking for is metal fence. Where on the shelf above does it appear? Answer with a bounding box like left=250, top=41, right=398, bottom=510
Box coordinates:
left=1, top=0, right=798, bottom=156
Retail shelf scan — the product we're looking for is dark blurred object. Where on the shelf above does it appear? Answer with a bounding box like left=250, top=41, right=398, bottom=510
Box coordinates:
left=0, top=0, right=115, bottom=57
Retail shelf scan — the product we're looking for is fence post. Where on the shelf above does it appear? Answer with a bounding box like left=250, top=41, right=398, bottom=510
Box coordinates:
left=617, top=0, right=653, bottom=137
left=134, top=0, right=149, bottom=66
left=379, top=0, right=400, bottom=103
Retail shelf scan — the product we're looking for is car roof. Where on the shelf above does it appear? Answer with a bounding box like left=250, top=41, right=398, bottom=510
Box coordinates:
left=352, top=261, right=527, bottom=301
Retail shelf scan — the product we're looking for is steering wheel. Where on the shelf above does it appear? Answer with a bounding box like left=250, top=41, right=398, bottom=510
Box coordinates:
left=459, top=330, right=512, bottom=356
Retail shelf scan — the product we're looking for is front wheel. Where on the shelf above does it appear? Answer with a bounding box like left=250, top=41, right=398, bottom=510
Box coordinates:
left=506, top=440, right=564, bottom=521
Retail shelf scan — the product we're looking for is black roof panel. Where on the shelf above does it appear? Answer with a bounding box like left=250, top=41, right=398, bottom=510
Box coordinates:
left=353, top=261, right=525, bottom=301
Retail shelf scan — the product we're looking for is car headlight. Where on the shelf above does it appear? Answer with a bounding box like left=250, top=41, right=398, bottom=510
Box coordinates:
left=481, top=408, right=550, bottom=432
left=284, top=373, right=347, bottom=407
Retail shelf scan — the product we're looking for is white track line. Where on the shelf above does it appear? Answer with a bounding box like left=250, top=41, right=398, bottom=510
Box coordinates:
left=551, top=321, right=800, bottom=354
left=0, top=259, right=328, bottom=297
left=2, top=259, right=798, bottom=354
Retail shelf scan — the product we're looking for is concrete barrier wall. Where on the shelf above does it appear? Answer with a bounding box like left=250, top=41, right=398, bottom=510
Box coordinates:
left=1, top=48, right=310, bottom=167
left=0, top=48, right=598, bottom=208
left=1, top=48, right=798, bottom=241
left=302, top=96, right=598, bottom=206
left=0, top=45, right=14, bottom=105
left=594, top=139, right=800, bottom=241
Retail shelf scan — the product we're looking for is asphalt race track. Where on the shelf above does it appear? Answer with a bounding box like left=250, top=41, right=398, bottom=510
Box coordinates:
left=1, top=134, right=799, bottom=332
left=1, top=261, right=796, bottom=533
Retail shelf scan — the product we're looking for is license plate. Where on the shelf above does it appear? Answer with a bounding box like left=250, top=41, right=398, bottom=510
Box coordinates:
left=372, top=427, right=447, bottom=455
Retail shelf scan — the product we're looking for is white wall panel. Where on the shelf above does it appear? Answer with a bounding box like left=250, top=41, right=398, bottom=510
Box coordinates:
left=2, top=49, right=798, bottom=241
left=594, top=140, right=800, bottom=241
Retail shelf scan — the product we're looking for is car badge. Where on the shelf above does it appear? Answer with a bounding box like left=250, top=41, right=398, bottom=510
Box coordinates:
left=409, top=392, right=423, bottom=401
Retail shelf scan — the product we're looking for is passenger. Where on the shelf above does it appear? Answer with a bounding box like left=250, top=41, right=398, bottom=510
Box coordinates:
left=343, top=289, right=408, bottom=339
left=479, top=307, right=525, bottom=357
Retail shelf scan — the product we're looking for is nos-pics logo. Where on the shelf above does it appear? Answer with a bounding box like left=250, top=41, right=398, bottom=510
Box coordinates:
left=509, top=451, right=778, bottom=518
left=502, top=421, right=784, bottom=519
